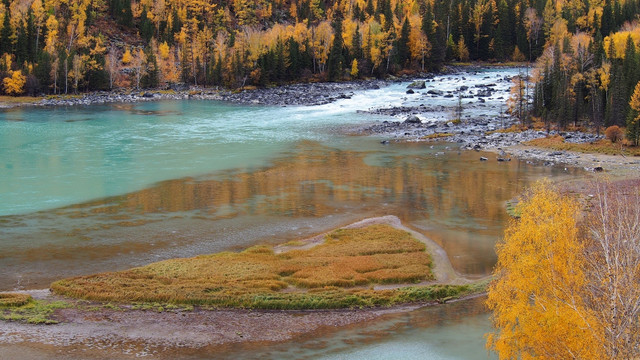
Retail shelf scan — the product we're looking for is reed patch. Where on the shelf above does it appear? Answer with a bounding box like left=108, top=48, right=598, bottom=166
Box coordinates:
left=51, top=224, right=475, bottom=309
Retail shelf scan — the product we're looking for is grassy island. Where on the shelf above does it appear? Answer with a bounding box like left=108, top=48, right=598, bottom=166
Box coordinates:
left=51, top=224, right=479, bottom=309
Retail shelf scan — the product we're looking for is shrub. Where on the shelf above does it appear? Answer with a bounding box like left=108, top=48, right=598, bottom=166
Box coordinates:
left=605, top=125, right=623, bottom=143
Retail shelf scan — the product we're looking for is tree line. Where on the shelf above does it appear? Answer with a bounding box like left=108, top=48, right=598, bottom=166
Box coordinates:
left=1, top=0, right=617, bottom=96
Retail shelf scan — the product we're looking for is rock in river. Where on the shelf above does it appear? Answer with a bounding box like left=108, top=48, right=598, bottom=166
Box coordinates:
left=407, top=80, right=426, bottom=89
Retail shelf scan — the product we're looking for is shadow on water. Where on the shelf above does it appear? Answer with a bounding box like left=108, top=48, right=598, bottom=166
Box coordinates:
left=0, top=140, right=579, bottom=290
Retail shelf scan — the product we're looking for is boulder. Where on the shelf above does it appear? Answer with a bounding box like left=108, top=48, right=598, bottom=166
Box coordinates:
left=407, top=80, right=426, bottom=89
left=404, top=115, right=421, bottom=124
left=406, top=89, right=415, bottom=94
left=427, top=89, right=444, bottom=95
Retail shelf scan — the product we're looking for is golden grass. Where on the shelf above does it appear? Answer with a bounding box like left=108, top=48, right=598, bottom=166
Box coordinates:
left=0, top=293, right=32, bottom=307
left=526, top=136, right=640, bottom=156
left=422, top=132, right=454, bottom=140
left=0, top=95, right=42, bottom=105
left=50, top=225, right=477, bottom=309
left=486, top=124, right=524, bottom=134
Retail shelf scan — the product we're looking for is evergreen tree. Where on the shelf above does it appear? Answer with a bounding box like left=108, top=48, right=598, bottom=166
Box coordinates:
left=623, top=35, right=639, bottom=107
left=85, top=53, right=110, bottom=91
left=141, top=47, right=159, bottom=88
left=139, top=7, right=154, bottom=42
left=213, top=54, right=223, bottom=86
left=382, top=0, right=394, bottom=31
left=287, top=37, right=301, bottom=81
left=181, top=47, right=191, bottom=83
left=365, top=0, right=375, bottom=17
left=352, top=24, right=363, bottom=61
left=26, top=8, right=36, bottom=62
left=34, top=51, right=52, bottom=93
left=0, top=9, right=12, bottom=56
left=397, top=18, right=410, bottom=66
left=327, top=13, right=344, bottom=81
left=15, top=22, right=28, bottom=65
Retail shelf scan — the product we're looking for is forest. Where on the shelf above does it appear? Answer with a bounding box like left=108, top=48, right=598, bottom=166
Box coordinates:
left=1, top=0, right=640, bottom=134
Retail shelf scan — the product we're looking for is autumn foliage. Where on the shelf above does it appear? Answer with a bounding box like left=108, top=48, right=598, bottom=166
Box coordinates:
left=604, top=125, right=623, bottom=143
left=2, top=70, right=25, bottom=95
left=487, top=180, right=640, bottom=359
left=486, top=181, right=603, bottom=359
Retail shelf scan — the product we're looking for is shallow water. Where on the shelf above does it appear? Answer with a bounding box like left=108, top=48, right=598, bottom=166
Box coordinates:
left=0, top=68, right=575, bottom=358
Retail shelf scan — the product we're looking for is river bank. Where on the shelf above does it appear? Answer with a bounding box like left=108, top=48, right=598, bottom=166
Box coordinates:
left=0, top=78, right=396, bottom=109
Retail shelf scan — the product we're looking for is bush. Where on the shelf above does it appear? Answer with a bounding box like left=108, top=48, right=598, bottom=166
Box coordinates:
left=605, top=125, right=623, bottom=143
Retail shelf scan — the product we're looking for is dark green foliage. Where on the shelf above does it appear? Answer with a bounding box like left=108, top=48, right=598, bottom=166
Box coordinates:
left=34, top=51, right=52, bottom=93
left=110, top=0, right=133, bottom=27
left=141, top=47, right=159, bottom=88
left=327, top=12, right=344, bottom=81
left=85, top=53, right=110, bottom=91
left=626, top=108, right=640, bottom=146
left=601, top=0, right=614, bottom=36
left=396, top=18, right=410, bottom=67
left=0, top=9, right=12, bottom=56
left=139, top=7, right=154, bottom=42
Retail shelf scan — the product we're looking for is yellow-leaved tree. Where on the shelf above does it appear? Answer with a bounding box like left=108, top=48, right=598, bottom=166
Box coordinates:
left=350, top=59, right=358, bottom=78
left=3, top=70, right=26, bottom=96
left=486, top=180, right=603, bottom=359
left=627, top=80, right=640, bottom=145
left=122, top=48, right=132, bottom=64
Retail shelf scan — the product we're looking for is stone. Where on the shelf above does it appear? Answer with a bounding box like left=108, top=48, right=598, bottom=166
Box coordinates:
left=407, top=80, right=426, bottom=89
left=404, top=115, right=421, bottom=124
left=406, top=89, right=415, bottom=94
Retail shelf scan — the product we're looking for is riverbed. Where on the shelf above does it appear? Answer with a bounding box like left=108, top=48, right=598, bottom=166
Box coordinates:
left=0, top=67, right=579, bottom=358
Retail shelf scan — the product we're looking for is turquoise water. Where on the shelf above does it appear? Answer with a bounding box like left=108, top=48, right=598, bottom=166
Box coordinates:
left=0, top=100, right=375, bottom=216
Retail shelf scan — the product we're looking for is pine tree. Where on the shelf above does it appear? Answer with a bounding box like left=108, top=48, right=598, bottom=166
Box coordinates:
left=140, top=7, right=154, bottom=42
left=27, top=8, right=36, bottom=62
left=352, top=24, right=363, bottom=61
left=181, top=47, right=191, bottom=83
left=600, top=0, right=615, bottom=36
left=0, top=9, right=12, bottom=56
left=366, top=0, right=375, bottom=17
left=397, top=18, right=410, bottom=66
left=327, top=13, right=344, bottom=81
left=141, top=47, right=159, bottom=88
left=31, top=51, right=49, bottom=93
left=15, top=22, right=28, bottom=65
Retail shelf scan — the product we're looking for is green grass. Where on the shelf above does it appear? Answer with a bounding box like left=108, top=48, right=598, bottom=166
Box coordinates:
left=0, top=300, right=70, bottom=324
left=51, top=224, right=480, bottom=309
left=506, top=200, right=521, bottom=218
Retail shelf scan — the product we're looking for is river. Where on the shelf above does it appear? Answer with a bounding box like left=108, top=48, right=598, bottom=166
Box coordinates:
left=0, top=68, right=575, bottom=358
